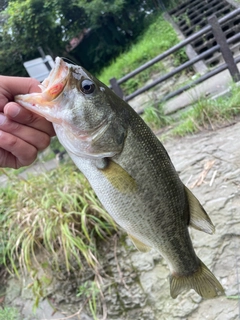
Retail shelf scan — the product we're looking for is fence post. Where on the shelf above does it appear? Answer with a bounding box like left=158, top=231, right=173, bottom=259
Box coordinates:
left=109, top=78, right=124, bottom=99
left=37, top=46, right=52, bottom=72
left=208, top=15, right=240, bottom=82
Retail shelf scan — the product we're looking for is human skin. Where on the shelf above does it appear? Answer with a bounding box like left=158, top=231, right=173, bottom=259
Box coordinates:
left=0, top=76, right=55, bottom=168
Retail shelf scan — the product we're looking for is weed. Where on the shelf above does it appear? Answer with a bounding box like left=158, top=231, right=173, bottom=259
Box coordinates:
left=77, top=280, right=101, bottom=320
left=171, top=117, right=197, bottom=136
left=0, top=307, right=19, bottom=320
left=0, top=163, right=116, bottom=313
left=2, top=164, right=116, bottom=273
left=181, top=12, right=191, bottom=28
left=173, top=47, right=188, bottom=66
left=141, top=82, right=240, bottom=137
left=143, top=103, right=172, bottom=129
left=166, top=0, right=186, bottom=10
left=227, top=295, right=240, bottom=300
left=167, top=83, right=240, bottom=137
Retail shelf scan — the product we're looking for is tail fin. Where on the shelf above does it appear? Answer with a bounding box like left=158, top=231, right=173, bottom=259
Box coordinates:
left=169, top=259, right=224, bottom=299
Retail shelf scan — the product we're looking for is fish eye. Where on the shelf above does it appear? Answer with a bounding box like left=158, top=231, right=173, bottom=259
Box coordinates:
left=80, top=79, right=95, bottom=94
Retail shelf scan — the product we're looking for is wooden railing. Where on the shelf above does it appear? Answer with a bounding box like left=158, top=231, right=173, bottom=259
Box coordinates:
left=109, top=8, right=240, bottom=110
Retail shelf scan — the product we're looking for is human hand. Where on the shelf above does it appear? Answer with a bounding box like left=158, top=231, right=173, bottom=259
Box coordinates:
left=0, top=76, right=55, bottom=169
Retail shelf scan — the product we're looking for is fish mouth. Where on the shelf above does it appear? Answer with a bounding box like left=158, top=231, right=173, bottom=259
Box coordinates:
left=15, top=57, right=69, bottom=122
left=39, top=57, right=69, bottom=100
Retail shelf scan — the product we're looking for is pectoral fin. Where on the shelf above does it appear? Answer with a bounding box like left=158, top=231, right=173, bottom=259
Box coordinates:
left=185, top=186, right=215, bottom=234
left=100, top=160, right=137, bottom=194
left=128, top=234, right=151, bottom=252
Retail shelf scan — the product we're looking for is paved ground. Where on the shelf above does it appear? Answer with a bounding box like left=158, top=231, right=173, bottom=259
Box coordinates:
left=129, top=61, right=240, bottom=115
left=158, top=122, right=240, bottom=319
left=163, top=65, right=240, bottom=115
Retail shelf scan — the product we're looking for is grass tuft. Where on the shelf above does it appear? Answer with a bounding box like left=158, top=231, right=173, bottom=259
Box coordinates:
left=0, top=307, right=19, bottom=320
left=142, top=103, right=172, bottom=129
left=0, top=163, right=116, bottom=307
left=170, top=83, right=240, bottom=137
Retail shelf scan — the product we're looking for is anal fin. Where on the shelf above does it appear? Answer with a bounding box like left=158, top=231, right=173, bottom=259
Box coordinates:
left=185, top=186, right=215, bottom=234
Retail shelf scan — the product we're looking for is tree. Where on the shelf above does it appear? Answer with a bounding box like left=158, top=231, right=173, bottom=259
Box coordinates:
left=0, top=0, right=159, bottom=76
left=0, top=0, right=60, bottom=75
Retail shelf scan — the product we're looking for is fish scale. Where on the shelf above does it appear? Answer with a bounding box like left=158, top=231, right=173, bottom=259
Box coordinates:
left=15, top=56, right=224, bottom=299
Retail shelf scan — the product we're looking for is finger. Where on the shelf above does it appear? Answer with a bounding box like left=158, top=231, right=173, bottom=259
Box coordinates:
left=0, top=130, right=38, bottom=168
left=4, top=103, right=55, bottom=137
left=0, top=76, right=40, bottom=98
left=0, top=76, right=41, bottom=112
left=0, top=148, right=16, bottom=168
left=0, top=113, right=51, bottom=151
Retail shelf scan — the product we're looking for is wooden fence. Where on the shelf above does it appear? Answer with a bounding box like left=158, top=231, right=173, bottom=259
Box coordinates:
left=109, top=8, right=240, bottom=111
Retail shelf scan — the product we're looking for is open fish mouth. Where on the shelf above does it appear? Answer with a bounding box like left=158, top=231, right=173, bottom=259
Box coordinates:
left=15, top=57, right=69, bottom=122
left=39, top=57, right=69, bottom=101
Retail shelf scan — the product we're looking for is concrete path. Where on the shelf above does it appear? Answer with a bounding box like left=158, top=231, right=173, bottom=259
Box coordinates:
left=163, top=63, right=240, bottom=115
left=128, top=61, right=240, bottom=115
left=156, top=122, right=240, bottom=319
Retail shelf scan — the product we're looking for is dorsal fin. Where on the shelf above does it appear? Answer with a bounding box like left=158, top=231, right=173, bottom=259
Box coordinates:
left=185, top=186, right=215, bottom=234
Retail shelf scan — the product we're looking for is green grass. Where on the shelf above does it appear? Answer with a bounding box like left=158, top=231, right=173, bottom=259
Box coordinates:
left=98, top=14, right=186, bottom=95
left=170, top=83, right=240, bottom=137
left=0, top=307, right=19, bottom=320
left=142, top=104, right=172, bottom=130
left=0, top=163, right=116, bottom=309
left=77, top=280, right=101, bottom=320
left=143, top=83, right=240, bottom=138
left=227, top=295, right=240, bottom=300
left=1, top=163, right=116, bottom=272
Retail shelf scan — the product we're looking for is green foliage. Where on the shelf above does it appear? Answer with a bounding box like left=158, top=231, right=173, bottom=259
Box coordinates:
left=0, top=0, right=61, bottom=75
left=0, top=0, right=160, bottom=76
left=5, top=0, right=59, bottom=52
left=137, top=82, right=240, bottom=138
left=77, top=280, right=101, bottom=320
left=0, top=163, right=116, bottom=306
left=67, top=0, right=162, bottom=72
left=227, top=295, right=240, bottom=299
left=170, top=117, right=197, bottom=136
left=142, top=104, right=172, bottom=130
left=169, top=83, right=240, bottom=137
left=162, top=0, right=186, bottom=10
left=98, top=14, right=180, bottom=94
left=173, top=47, right=188, bottom=66
left=0, top=307, right=19, bottom=320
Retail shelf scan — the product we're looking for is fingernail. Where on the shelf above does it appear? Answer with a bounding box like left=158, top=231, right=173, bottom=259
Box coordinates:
left=7, top=104, right=20, bottom=118
left=0, top=114, right=6, bottom=125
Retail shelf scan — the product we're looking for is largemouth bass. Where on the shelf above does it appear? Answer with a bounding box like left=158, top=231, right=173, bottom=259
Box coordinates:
left=15, top=57, right=224, bottom=299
